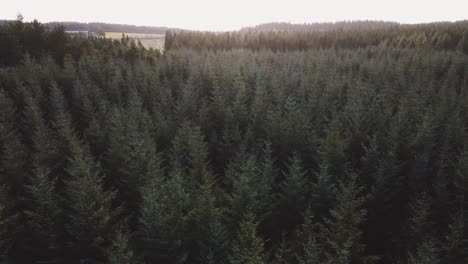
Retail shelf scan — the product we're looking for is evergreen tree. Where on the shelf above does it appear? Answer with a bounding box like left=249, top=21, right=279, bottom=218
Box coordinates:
left=321, top=173, right=368, bottom=264
left=0, top=89, right=27, bottom=206
left=63, top=137, right=122, bottom=263
left=310, top=161, right=336, bottom=220
left=0, top=184, right=15, bottom=259
left=271, top=235, right=292, bottom=264
left=298, top=236, right=327, bottom=264
left=407, top=193, right=440, bottom=264
left=278, top=154, right=309, bottom=232
left=104, top=93, right=159, bottom=221
left=408, top=239, right=440, bottom=264
left=225, top=154, right=266, bottom=235
left=139, top=164, right=189, bottom=263
left=186, top=176, right=225, bottom=263
left=24, top=167, right=61, bottom=263
left=441, top=214, right=464, bottom=264
left=106, top=227, right=137, bottom=264
left=228, top=212, right=266, bottom=264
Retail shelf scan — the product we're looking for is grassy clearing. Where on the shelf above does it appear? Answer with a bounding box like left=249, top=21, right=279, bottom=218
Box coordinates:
left=105, top=32, right=165, bottom=39
left=105, top=32, right=165, bottom=50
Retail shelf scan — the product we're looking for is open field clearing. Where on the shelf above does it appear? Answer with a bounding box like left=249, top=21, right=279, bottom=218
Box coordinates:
left=105, top=32, right=165, bottom=49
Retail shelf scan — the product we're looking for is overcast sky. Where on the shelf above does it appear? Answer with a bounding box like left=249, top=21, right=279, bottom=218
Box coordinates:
left=1, top=0, right=467, bottom=31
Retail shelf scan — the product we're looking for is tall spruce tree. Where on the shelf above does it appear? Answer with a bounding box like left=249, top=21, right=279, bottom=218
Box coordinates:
left=278, top=154, right=309, bottom=232
left=228, top=212, right=265, bottom=264
left=321, top=173, right=369, bottom=264
left=0, top=184, right=15, bottom=259
left=63, top=136, right=122, bottom=263
left=139, top=164, right=189, bottom=263
left=24, top=167, right=61, bottom=263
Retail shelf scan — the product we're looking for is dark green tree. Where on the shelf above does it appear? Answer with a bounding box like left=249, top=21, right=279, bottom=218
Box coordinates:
left=228, top=212, right=266, bottom=264
left=24, top=167, right=61, bottom=263
left=321, top=173, right=369, bottom=264
left=278, top=154, right=309, bottom=232
left=63, top=137, right=122, bottom=263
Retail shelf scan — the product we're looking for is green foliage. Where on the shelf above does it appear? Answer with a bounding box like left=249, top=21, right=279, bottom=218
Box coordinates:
left=278, top=154, right=309, bottom=232
left=0, top=184, right=15, bottom=256
left=139, top=164, right=189, bottom=263
left=24, top=167, right=61, bottom=263
left=228, top=212, right=266, bottom=264
left=321, top=173, right=368, bottom=264
left=408, top=239, right=440, bottom=264
left=64, top=138, right=121, bottom=263
left=106, top=227, right=138, bottom=264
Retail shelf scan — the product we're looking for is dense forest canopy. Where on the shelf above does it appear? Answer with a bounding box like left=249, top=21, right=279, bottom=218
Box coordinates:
left=0, top=18, right=467, bottom=264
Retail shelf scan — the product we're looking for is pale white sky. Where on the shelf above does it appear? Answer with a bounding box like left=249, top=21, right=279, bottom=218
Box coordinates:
left=1, top=0, right=467, bottom=31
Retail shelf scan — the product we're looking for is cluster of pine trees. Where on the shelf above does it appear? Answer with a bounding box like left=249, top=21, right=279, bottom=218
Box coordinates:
left=0, top=18, right=467, bottom=264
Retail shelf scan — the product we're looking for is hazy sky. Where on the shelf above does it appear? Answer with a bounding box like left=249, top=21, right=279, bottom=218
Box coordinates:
left=1, top=0, right=467, bottom=31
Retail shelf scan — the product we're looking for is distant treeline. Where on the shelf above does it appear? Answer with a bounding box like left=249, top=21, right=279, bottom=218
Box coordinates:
left=0, top=18, right=161, bottom=67
left=46, top=21, right=181, bottom=35
left=240, top=21, right=400, bottom=32
left=0, top=19, right=181, bottom=35
left=165, top=21, right=468, bottom=52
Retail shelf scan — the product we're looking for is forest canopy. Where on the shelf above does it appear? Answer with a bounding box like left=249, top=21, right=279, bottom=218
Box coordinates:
left=0, top=18, right=467, bottom=264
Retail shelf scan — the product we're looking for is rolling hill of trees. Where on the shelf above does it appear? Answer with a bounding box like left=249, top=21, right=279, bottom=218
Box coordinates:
left=46, top=21, right=182, bottom=35
left=240, top=21, right=400, bottom=32
left=0, top=18, right=182, bottom=36
left=165, top=20, right=468, bottom=52
left=0, top=18, right=467, bottom=264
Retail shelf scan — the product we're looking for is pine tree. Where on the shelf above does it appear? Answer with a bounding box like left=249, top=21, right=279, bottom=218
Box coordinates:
left=0, top=89, right=27, bottom=206
left=258, top=142, right=276, bottom=209
left=407, top=193, right=440, bottom=264
left=139, top=164, right=189, bottom=263
left=24, top=167, right=61, bottom=263
left=228, top=212, right=265, bottom=264
left=271, top=234, right=293, bottom=264
left=310, top=161, right=336, bottom=220
left=408, top=193, right=433, bottom=248
left=231, top=72, right=250, bottom=131
left=170, top=122, right=211, bottom=190
left=294, top=209, right=327, bottom=264
left=0, top=184, right=15, bottom=259
left=322, top=173, right=368, bottom=264
left=408, top=239, right=440, bottom=264
left=298, top=236, right=326, bottom=264
left=278, top=154, right=309, bottom=232
left=186, top=176, right=225, bottom=263
left=0, top=89, right=25, bottom=261
left=105, top=94, right=159, bottom=220
left=64, top=137, right=121, bottom=263
left=257, top=142, right=278, bottom=239
left=455, top=148, right=468, bottom=263
left=106, top=226, right=137, bottom=264
left=442, top=214, right=464, bottom=264
left=225, top=155, right=262, bottom=234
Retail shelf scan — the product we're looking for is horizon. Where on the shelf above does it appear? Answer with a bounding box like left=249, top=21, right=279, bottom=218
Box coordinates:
left=3, top=18, right=468, bottom=32
left=2, top=0, right=467, bottom=31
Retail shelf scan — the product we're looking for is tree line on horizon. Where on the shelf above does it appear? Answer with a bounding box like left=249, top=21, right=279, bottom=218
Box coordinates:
left=165, top=21, right=468, bottom=53
left=0, top=18, right=467, bottom=264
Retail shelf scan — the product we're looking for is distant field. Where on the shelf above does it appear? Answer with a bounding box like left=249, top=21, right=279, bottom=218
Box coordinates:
left=105, top=32, right=165, bottom=50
